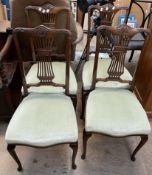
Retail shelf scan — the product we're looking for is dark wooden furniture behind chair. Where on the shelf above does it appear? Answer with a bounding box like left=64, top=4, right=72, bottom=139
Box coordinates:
left=5, top=26, right=78, bottom=171
left=81, top=24, right=151, bottom=163
left=0, top=21, right=21, bottom=121
left=134, top=21, right=152, bottom=117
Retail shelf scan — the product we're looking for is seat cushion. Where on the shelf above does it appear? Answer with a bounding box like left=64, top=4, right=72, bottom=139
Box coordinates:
left=128, top=33, right=145, bottom=50
left=85, top=88, right=151, bottom=136
left=5, top=93, right=78, bottom=147
left=25, top=62, right=77, bottom=95
left=82, top=58, right=132, bottom=90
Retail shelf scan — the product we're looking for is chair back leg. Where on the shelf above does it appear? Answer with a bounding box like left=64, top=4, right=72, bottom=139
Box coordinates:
left=7, top=145, right=23, bottom=171
left=128, top=50, right=135, bottom=62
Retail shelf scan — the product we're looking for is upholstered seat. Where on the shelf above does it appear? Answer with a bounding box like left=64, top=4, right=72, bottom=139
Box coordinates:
left=82, top=58, right=132, bottom=90
left=85, top=88, right=151, bottom=136
left=25, top=62, right=77, bottom=95
left=128, top=33, right=145, bottom=50
left=5, top=93, right=78, bottom=147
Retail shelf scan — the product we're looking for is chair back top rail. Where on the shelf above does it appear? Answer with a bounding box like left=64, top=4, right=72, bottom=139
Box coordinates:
left=13, top=25, right=71, bottom=95
left=86, top=3, right=128, bottom=60
left=25, top=3, right=70, bottom=30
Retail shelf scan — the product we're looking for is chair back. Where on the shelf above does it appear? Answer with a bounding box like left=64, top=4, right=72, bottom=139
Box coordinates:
left=88, top=4, right=128, bottom=34
left=13, top=25, right=71, bottom=95
left=10, top=0, right=77, bottom=60
left=86, top=3, right=128, bottom=60
left=91, top=23, right=150, bottom=90
left=25, top=3, right=70, bottom=30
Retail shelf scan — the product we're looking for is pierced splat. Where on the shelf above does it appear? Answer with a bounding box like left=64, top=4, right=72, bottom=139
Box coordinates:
left=32, top=36, right=55, bottom=83
left=25, top=3, right=70, bottom=29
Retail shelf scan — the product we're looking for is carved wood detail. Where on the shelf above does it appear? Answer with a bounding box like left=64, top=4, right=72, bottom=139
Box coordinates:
left=25, top=3, right=70, bottom=29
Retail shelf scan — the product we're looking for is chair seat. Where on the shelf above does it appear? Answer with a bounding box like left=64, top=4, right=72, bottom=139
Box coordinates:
left=128, top=33, right=145, bottom=50
left=85, top=88, right=151, bottom=136
left=25, top=62, right=77, bottom=95
left=5, top=93, right=78, bottom=147
left=82, top=58, right=132, bottom=90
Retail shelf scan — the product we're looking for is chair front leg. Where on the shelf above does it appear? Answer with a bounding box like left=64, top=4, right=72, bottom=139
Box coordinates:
left=81, top=129, right=92, bottom=159
left=131, top=135, right=148, bottom=161
left=70, top=142, right=78, bottom=169
left=7, top=144, right=23, bottom=171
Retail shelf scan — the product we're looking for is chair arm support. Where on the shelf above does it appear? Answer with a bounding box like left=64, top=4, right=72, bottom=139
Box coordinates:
left=0, top=35, right=13, bottom=62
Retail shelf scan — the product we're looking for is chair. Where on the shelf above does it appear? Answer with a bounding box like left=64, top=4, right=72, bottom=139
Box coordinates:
left=23, top=3, right=77, bottom=98
left=125, top=0, right=152, bottom=62
left=80, top=5, right=133, bottom=118
left=5, top=26, right=78, bottom=171
left=75, top=3, right=128, bottom=73
left=4, top=3, right=78, bottom=104
left=81, top=24, right=151, bottom=162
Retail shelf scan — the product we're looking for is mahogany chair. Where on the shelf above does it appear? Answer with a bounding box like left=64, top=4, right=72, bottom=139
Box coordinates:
left=81, top=24, right=151, bottom=162
left=75, top=3, right=128, bottom=73
left=5, top=26, right=78, bottom=171
left=15, top=4, right=78, bottom=106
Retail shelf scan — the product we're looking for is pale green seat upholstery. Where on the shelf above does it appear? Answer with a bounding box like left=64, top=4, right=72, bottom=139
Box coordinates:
left=5, top=93, right=78, bottom=147
left=25, top=62, right=77, bottom=95
left=83, top=58, right=132, bottom=90
left=85, top=88, right=151, bottom=136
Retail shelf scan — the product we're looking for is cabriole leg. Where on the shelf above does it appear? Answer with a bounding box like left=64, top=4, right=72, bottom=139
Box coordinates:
left=81, top=130, right=92, bottom=159
left=7, top=145, right=23, bottom=171
left=70, top=142, right=78, bottom=169
left=131, top=135, right=148, bottom=161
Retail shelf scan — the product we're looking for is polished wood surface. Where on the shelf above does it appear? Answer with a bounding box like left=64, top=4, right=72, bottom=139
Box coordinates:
left=0, top=20, right=21, bottom=121
left=134, top=21, right=152, bottom=117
